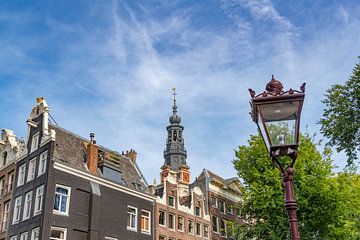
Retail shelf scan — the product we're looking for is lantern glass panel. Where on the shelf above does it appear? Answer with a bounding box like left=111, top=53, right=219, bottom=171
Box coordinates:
left=259, top=101, right=300, bottom=146
left=257, top=111, right=271, bottom=151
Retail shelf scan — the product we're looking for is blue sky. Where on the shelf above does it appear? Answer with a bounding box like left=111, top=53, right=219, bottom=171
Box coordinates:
left=1, top=0, right=359, bottom=183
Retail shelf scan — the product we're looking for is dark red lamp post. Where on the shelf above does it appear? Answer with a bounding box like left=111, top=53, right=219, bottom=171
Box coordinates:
left=249, top=75, right=306, bottom=240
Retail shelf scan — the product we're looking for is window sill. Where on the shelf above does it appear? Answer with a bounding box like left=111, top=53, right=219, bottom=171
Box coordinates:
left=53, top=210, right=69, bottom=216
left=126, top=227, right=137, bottom=232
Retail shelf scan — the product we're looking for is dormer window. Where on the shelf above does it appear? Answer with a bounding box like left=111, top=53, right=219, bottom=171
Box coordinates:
left=30, top=132, right=40, bottom=153
left=1, top=151, right=7, bottom=167
left=168, top=195, right=175, bottom=207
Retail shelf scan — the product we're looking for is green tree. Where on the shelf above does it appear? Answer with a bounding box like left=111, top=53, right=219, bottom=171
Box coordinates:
left=319, top=57, right=360, bottom=166
left=232, top=134, right=360, bottom=239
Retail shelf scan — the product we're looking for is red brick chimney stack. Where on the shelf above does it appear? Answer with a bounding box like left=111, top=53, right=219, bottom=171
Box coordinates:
left=87, top=132, right=99, bottom=175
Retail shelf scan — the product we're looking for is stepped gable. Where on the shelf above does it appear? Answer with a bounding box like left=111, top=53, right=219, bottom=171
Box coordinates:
left=50, top=124, right=148, bottom=193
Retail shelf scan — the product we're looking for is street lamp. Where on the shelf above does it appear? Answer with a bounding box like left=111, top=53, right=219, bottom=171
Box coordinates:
left=249, top=75, right=305, bottom=240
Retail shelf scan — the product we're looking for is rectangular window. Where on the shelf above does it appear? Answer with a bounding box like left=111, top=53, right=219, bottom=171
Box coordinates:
left=34, top=185, right=44, bottom=215
left=27, top=158, right=36, bottom=182
left=17, top=164, right=26, bottom=187
left=30, top=133, right=39, bottom=153
left=23, top=191, right=33, bottom=220
left=212, top=216, right=218, bottom=233
left=168, top=213, right=175, bottom=230
left=196, top=222, right=202, bottom=236
left=2, top=201, right=10, bottom=231
left=210, top=197, right=218, bottom=208
left=236, top=207, right=241, bottom=217
left=8, top=172, right=14, bottom=192
left=227, top=203, right=234, bottom=214
left=38, top=151, right=47, bottom=176
left=53, top=185, right=71, bottom=215
left=204, top=225, right=209, bottom=239
left=10, top=236, right=17, bottom=240
left=31, top=227, right=40, bottom=240
left=220, top=219, right=226, bottom=237
left=12, top=196, right=22, bottom=224
left=0, top=177, right=4, bottom=197
left=219, top=200, right=225, bottom=214
left=195, top=206, right=200, bottom=216
left=159, top=210, right=166, bottom=226
left=188, top=220, right=194, bottom=234
left=20, top=232, right=28, bottom=240
left=50, top=227, right=67, bottom=240
left=168, top=195, right=175, bottom=207
left=127, top=206, right=137, bottom=231
left=178, top=216, right=184, bottom=232
left=140, top=210, right=151, bottom=234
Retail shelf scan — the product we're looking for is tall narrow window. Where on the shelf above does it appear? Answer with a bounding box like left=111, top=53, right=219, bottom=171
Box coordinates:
left=50, top=227, right=67, bottom=240
left=0, top=177, right=5, bottom=197
left=53, top=185, right=71, bottom=215
left=12, top=196, right=22, bottom=224
left=168, top=195, right=175, bottom=207
left=2, top=201, right=10, bottom=231
left=188, top=220, right=194, bottom=234
left=220, top=219, right=226, bottom=237
left=8, top=172, right=14, bottom=192
left=20, top=232, right=28, bottom=240
left=34, top=185, right=44, bottom=215
left=196, top=222, right=202, bottom=236
left=30, top=133, right=39, bottom=153
left=210, top=197, right=218, bottom=208
left=31, top=227, right=40, bottom=240
left=195, top=206, right=201, bottom=216
left=17, top=164, right=26, bottom=187
left=23, top=191, right=33, bottom=220
left=27, top=158, right=36, bottom=182
left=178, top=216, right=184, bottom=232
left=159, top=210, right=166, bottom=226
left=204, top=225, right=209, bottom=239
left=219, top=200, right=225, bottom=214
left=140, top=210, right=151, bottom=234
left=127, top=206, right=137, bottom=231
left=168, top=213, right=175, bottom=230
left=212, top=216, right=218, bottom=233
left=38, top=151, right=47, bottom=176
left=227, top=203, right=234, bottom=215
left=1, top=152, right=7, bottom=167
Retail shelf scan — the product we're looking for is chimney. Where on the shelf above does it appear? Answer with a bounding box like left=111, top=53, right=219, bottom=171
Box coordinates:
left=125, top=149, right=137, bottom=163
left=87, top=132, right=99, bottom=175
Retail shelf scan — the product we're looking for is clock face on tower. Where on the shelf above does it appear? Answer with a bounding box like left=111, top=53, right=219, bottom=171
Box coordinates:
left=183, top=172, right=189, bottom=182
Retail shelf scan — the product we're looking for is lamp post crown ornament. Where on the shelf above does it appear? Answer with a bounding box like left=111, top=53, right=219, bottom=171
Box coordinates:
left=266, top=75, right=283, bottom=94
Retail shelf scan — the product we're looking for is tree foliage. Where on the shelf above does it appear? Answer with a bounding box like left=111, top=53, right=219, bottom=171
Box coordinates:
left=320, top=57, right=360, bottom=166
left=232, top=134, right=360, bottom=239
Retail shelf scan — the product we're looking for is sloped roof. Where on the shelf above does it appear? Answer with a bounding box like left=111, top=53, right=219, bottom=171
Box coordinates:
left=50, top=124, right=149, bottom=194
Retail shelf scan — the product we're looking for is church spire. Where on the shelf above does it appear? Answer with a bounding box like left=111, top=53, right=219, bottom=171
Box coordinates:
left=163, top=88, right=187, bottom=171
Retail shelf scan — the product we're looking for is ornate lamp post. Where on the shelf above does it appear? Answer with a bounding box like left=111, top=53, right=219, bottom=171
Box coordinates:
left=249, top=75, right=306, bottom=240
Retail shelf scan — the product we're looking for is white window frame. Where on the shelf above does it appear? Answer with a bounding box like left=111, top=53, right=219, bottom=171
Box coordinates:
left=212, top=216, right=219, bottom=233
left=30, top=132, right=39, bottom=153
left=53, top=184, right=71, bottom=216
left=178, top=216, right=184, bottom=232
left=38, top=151, right=47, bottom=176
left=220, top=218, right=227, bottom=237
left=20, top=232, right=28, bottom=240
left=196, top=222, right=202, bottom=236
left=8, top=172, right=14, bottom=192
left=227, top=203, right=234, bottom=215
left=219, top=200, right=225, bottom=214
left=34, top=185, right=44, bottom=215
left=168, top=195, right=175, bottom=208
left=168, top=213, right=175, bottom=231
left=27, top=158, right=36, bottom=183
left=17, top=164, right=26, bottom=187
left=126, top=206, right=137, bottom=231
left=31, top=227, right=40, bottom=240
left=22, top=191, right=33, bottom=221
left=50, top=226, right=67, bottom=240
left=188, top=219, right=194, bottom=235
left=159, top=210, right=166, bottom=227
left=2, top=201, right=10, bottom=231
left=211, top=196, right=218, bottom=208
left=0, top=177, right=5, bottom=197
left=140, top=210, right=151, bottom=234
left=10, top=236, right=17, bottom=240
left=204, top=224, right=209, bottom=239
left=12, top=195, right=23, bottom=224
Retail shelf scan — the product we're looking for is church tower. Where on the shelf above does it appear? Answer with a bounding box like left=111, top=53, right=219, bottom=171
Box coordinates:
left=161, top=89, right=190, bottom=184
